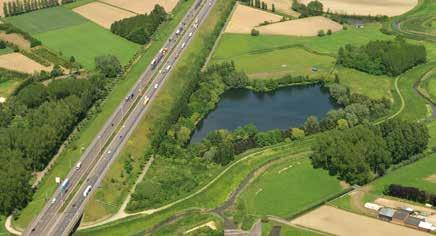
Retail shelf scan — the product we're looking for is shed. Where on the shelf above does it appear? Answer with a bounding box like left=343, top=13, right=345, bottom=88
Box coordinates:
left=392, top=209, right=410, bottom=223
left=365, top=203, right=382, bottom=211
left=418, top=221, right=433, bottom=232
left=405, top=216, right=422, bottom=228
left=378, top=207, right=395, bottom=221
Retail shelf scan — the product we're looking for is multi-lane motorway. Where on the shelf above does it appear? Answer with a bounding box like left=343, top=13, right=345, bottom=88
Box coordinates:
left=24, top=0, right=216, bottom=235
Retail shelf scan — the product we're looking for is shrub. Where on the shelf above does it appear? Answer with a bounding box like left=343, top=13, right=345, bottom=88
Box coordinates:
left=318, top=29, right=325, bottom=37
left=251, top=28, right=260, bottom=36
left=95, top=55, right=123, bottom=78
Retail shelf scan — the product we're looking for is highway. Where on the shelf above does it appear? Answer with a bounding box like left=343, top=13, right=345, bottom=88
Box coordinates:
left=24, top=0, right=216, bottom=235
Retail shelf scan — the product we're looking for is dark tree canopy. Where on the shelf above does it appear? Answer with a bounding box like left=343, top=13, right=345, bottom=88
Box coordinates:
left=95, top=55, right=123, bottom=78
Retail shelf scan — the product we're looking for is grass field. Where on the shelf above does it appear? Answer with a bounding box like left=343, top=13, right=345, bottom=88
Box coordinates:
left=212, top=46, right=335, bottom=78
left=5, top=6, right=139, bottom=70
left=11, top=0, right=193, bottom=229
left=336, top=67, right=394, bottom=100
left=5, top=7, right=88, bottom=34
left=262, top=222, right=321, bottom=236
left=0, top=79, right=23, bottom=98
left=421, top=71, right=436, bottom=101
left=151, top=213, right=221, bottom=235
left=239, top=157, right=345, bottom=218
left=35, top=22, right=139, bottom=69
left=0, top=47, right=14, bottom=55
left=212, top=23, right=393, bottom=61
left=427, top=119, right=436, bottom=148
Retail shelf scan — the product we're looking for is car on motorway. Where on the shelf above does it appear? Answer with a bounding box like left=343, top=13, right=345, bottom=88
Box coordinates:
left=83, top=185, right=92, bottom=197
left=154, top=84, right=159, bottom=89
left=181, top=42, right=186, bottom=49
left=51, top=198, right=56, bottom=204
left=143, top=96, right=150, bottom=105
left=188, top=32, right=193, bottom=38
left=60, top=178, right=70, bottom=192
left=76, top=162, right=81, bottom=170
left=166, top=65, right=171, bottom=72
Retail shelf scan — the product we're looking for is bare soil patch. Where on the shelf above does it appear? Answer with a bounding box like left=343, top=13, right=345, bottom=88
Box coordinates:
left=73, top=2, right=135, bottom=29
left=374, top=198, right=436, bottom=214
left=299, top=0, right=418, bottom=17
left=424, top=174, right=436, bottom=183
left=0, top=31, right=31, bottom=49
left=0, top=52, right=51, bottom=74
left=100, top=0, right=179, bottom=14
left=225, top=3, right=282, bottom=34
left=292, top=205, right=431, bottom=236
left=263, top=0, right=300, bottom=17
left=257, top=16, right=342, bottom=36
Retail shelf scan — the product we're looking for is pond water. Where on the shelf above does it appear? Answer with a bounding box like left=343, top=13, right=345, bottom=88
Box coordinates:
left=190, top=84, right=339, bottom=143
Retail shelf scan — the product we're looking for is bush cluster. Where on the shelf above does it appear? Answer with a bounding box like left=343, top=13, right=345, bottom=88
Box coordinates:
left=385, top=184, right=436, bottom=206
left=111, top=5, right=167, bottom=44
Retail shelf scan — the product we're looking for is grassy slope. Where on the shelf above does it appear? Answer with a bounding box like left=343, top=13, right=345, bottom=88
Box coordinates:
left=0, top=79, right=23, bottom=98
left=12, top=0, right=193, bottom=229
left=422, top=72, right=436, bottom=100
left=0, top=47, right=14, bottom=55
left=5, top=7, right=88, bottom=34
left=35, top=22, right=139, bottom=69
left=212, top=46, right=335, bottom=78
left=336, top=67, right=394, bottom=100
left=76, top=139, right=314, bottom=235
left=151, top=213, right=221, bottom=235
left=240, top=158, right=344, bottom=218
left=262, top=222, right=321, bottom=236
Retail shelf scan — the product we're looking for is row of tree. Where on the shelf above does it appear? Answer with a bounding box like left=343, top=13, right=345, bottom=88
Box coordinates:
left=3, top=0, right=60, bottom=17
left=310, top=119, right=429, bottom=185
left=292, top=0, right=323, bottom=18
left=384, top=184, right=436, bottom=206
left=111, top=5, right=167, bottom=44
left=337, top=37, right=427, bottom=76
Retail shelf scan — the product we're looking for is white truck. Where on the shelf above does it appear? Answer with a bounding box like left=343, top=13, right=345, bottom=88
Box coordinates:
left=83, top=185, right=92, bottom=197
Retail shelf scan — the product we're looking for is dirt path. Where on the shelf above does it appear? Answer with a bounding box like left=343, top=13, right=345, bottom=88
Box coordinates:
left=79, top=156, right=154, bottom=228
left=5, top=216, right=21, bottom=235
left=374, top=75, right=404, bottom=125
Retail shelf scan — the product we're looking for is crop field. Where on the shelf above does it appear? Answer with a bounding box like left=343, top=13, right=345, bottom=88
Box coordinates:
left=213, top=46, right=334, bottom=78
left=100, top=0, right=179, bottom=14
left=336, top=67, right=393, bottom=100
left=5, top=6, right=139, bottom=69
left=299, top=0, right=418, bottom=17
left=0, top=52, right=51, bottom=74
left=0, top=32, right=31, bottom=49
left=225, top=3, right=282, bottom=34
left=239, top=157, right=345, bottom=218
left=73, top=2, right=135, bottom=29
left=292, top=205, right=430, bottom=236
left=257, top=16, right=342, bottom=37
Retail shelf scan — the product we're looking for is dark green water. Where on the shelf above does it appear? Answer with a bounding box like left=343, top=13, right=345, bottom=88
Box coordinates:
left=190, top=84, right=338, bottom=143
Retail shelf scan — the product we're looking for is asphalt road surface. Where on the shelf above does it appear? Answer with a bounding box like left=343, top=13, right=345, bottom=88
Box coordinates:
left=24, top=0, right=216, bottom=235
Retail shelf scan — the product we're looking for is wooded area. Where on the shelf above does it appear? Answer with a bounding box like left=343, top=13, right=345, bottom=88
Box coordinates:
left=385, top=184, right=436, bottom=206
left=337, top=37, right=427, bottom=76
left=110, top=5, right=167, bottom=44
left=3, top=0, right=62, bottom=17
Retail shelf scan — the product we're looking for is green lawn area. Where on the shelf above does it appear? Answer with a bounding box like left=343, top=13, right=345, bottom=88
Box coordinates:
left=0, top=79, right=23, bottom=98
left=262, top=222, right=321, bottom=236
left=370, top=153, right=436, bottom=196
left=35, top=22, right=139, bottom=69
left=212, top=46, right=335, bottom=78
left=151, top=213, right=221, bottom=235
left=336, top=67, right=394, bottom=100
left=5, top=7, right=88, bottom=34
left=212, top=23, right=393, bottom=61
left=421, top=71, right=436, bottom=101
left=239, top=158, right=345, bottom=218
left=427, top=119, right=436, bottom=148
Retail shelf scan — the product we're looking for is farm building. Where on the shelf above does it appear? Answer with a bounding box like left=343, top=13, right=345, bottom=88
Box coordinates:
left=364, top=202, right=382, bottom=211
left=405, top=216, right=422, bottom=229
left=392, top=209, right=410, bottom=223
left=418, top=221, right=434, bottom=232
left=378, top=207, right=395, bottom=221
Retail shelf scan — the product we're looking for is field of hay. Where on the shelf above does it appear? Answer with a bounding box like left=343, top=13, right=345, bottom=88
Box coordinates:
left=225, top=3, right=282, bottom=34
left=0, top=52, right=51, bottom=74
left=299, top=0, right=418, bottom=17
left=292, top=205, right=430, bottom=236
left=73, top=2, right=135, bottom=29
left=257, top=16, right=342, bottom=36
left=100, top=0, right=178, bottom=14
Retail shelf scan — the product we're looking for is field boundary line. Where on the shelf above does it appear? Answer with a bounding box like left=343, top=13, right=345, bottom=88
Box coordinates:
left=94, top=0, right=139, bottom=15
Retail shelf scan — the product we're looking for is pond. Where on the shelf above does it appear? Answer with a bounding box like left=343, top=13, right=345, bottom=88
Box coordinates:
left=190, top=84, right=339, bottom=143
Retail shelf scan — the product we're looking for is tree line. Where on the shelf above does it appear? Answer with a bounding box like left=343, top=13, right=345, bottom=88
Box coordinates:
left=385, top=184, right=436, bottom=206
left=310, top=119, right=429, bottom=185
left=337, top=37, right=427, bottom=76
left=111, top=5, right=167, bottom=44
left=3, top=0, right=60, bottom=17
left=292, top=0, right=323, bottom=17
